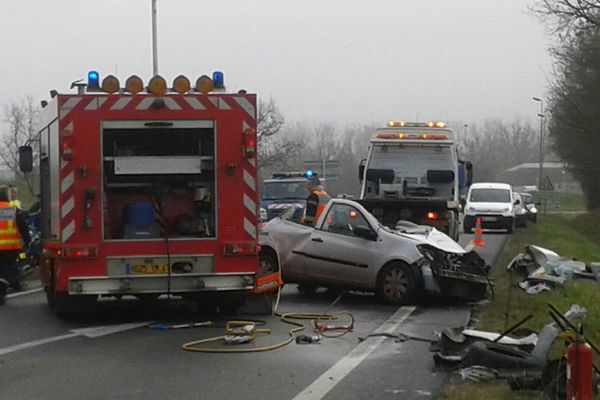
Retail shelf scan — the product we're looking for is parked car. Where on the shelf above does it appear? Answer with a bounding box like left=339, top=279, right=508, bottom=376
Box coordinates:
left=259, top=198, right=490, bottom=305
left=513, top=192, right=528, bottom=228
left=519, top=192, right=538, bottom=223
left=463, top=182, right=516, bottom=233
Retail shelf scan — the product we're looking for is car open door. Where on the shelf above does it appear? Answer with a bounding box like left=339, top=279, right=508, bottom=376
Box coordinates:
left=298, top=203, right=378, bottom=287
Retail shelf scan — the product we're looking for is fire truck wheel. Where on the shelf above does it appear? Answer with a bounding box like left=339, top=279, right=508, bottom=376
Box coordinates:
left=136, top=294, right=160, bottom=303
left=376, top=261, right=416, bottom=305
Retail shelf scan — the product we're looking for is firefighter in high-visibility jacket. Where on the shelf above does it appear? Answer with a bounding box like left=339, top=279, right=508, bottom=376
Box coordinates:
left=303, top=176, right=331, bottom=227
left=0, top=186, right=30, bottom=304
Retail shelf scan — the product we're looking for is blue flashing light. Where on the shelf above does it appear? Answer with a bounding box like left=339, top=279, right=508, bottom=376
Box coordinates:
left=87, top=71, right=100, bottom=89
left=212, top=71, right=224, bottom=89
left=305, top=170, right=315, bottom=178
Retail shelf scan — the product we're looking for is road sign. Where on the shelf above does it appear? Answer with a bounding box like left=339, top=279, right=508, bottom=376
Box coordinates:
left=540, top=176, right=554, bottom=191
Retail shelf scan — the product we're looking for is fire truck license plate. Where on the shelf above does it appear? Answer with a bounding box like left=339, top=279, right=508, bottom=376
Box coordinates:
left=482, top=216, right=497, bottom=222
left=131, top=264, right=170, bottom=275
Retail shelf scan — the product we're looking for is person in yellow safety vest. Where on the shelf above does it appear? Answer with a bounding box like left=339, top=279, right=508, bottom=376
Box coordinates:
left=303, top=175, right=331, bottom=227
left=0, top=186, right=30, bottom=305
left=9, top=186, right=23, bottom=209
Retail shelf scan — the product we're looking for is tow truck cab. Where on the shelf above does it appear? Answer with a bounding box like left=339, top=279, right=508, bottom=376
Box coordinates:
left=358, top=121, right=469, bottom=241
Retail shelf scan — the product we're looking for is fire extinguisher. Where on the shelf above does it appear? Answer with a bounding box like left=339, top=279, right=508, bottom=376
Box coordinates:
left=565, top=333, right=593, bottom=400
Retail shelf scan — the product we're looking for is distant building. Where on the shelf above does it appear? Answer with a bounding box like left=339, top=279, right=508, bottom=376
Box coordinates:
left=497, top=162, right=581, bottom=193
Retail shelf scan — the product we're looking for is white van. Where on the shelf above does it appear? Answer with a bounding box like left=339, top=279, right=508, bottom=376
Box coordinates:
left=463, top=182, right=517, bottom=233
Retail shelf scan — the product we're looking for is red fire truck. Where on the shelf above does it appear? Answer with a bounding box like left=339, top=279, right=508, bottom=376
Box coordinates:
left=19, top=71, right=276, bottom=314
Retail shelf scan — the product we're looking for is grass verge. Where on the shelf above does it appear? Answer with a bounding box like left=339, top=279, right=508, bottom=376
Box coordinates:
left=441, top=212, right=600, bottom=400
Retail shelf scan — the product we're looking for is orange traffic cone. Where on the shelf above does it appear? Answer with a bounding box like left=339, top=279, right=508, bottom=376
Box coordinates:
left=473, top=217, right=485, bottom=247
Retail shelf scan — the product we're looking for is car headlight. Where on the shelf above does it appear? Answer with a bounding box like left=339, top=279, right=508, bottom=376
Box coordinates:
left=503, top=207, right=510, bottom=213
left=530, top=207, right=537, bottom=213
left=260, top=207, right=267, bottom=221
left=466, top=206, right=476, bottom=213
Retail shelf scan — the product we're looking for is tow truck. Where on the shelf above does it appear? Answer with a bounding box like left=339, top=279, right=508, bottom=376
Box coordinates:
left=358, top=121, right=472, bottom=241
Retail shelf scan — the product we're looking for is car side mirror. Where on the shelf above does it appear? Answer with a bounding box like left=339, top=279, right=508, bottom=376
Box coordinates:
left=358, top=159, right=366, bottom=183
left=18, top=146, right=33, bottom=173
left=353, top=225, right=377, bottom=241
left=514, top=199, right=521, bottom=205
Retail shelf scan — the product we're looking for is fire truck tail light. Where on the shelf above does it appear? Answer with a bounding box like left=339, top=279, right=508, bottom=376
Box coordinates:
left=148, top=75, right=167, bottom=96
left=101, top=75, right=120, bottom=94
left=244, top=129, right=257, bottom=159
left=223, top=242, right=259, bottom=256
left=125, top=75, right=144, bottom=94
left=61, top=142, right=72, bottom=161
left=61, top=246, right=98, bottom=259
left=172, top=75, right=191, bottom=94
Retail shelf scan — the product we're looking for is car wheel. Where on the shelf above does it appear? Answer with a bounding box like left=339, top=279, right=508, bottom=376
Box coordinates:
left=506, top=219, right=514, bottom=234
left=259, top=250, right=278, bottom=276
left=376, top=262, right=416, bottom=305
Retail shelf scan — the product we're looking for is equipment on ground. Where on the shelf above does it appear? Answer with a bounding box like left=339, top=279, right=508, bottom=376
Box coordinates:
left=18, top=71, right=279, bottom=315
left=358, top=121, right=471, bottom=241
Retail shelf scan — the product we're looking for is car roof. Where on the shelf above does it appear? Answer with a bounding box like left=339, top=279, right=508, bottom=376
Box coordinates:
left=469, top=182, right=512, bottom=190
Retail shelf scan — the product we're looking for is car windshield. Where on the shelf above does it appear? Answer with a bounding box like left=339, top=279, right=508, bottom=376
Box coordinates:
left=469, top=188, right=511, bottom=203
left=262, top=181, right=306, bottom=200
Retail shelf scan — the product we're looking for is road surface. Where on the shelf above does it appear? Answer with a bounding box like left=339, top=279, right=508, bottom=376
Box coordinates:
left=0, top=232, right=509, bottom=400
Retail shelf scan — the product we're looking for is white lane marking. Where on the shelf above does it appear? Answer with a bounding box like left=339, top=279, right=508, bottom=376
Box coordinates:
left=6, top=287, right=43, bottom=298
left=0, top=333, right=79, bottom=356
left=292, top=306, right=416, bottom=400
left=0, top=321, right=152, bottom=357
left=71, top=321, right=152, bottom=338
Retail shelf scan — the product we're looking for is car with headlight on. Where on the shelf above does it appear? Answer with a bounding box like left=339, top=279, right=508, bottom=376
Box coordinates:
left=519, top=192, right=538, bottom=223
left=259, top=198, right=489, bottom=305
left=463, top=182, right=516, bottom=233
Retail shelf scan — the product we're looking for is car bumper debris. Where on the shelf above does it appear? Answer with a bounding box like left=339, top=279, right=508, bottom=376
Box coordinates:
left=507, top=245, right=600, bottom=295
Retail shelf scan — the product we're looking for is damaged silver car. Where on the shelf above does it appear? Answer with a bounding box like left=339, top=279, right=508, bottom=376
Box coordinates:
left=259, top=199, right=490, bottom=304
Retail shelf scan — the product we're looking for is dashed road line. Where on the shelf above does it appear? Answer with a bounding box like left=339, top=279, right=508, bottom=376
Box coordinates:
left=292, top=305, right=416, bottom=400
left=0, top=321, right=152, bottom=357
left=7, top=287, right=43, bottom=298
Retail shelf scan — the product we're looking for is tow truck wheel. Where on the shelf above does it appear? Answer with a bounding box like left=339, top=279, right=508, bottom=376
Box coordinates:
left=463, top=221, right=473, bottom=234
left=376, top=262, right=415, bottom=305
left=297, top=284, right=318, bottom=296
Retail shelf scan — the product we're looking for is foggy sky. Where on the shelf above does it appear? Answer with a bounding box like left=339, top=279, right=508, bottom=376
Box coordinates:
left=0, top=0, right=552, bottom=127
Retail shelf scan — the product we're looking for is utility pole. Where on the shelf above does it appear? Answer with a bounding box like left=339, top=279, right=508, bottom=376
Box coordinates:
left=151, top=0, right=158, bottom=76
left=532, top=97, right=544, bottom=190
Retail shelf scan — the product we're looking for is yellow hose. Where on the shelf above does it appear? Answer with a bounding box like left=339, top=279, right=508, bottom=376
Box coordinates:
left=181, top=313, right=336, bottom=354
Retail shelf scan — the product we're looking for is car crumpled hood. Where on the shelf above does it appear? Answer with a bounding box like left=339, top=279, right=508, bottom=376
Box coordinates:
left=390, top=227, right=467, bottom=254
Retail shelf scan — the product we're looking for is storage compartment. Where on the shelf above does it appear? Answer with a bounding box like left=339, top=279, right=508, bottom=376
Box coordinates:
left=102, top=122, right=216, bottom=240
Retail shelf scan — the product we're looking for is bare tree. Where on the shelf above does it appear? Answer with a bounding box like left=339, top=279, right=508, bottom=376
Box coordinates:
left=257, top=97, right=300, bottom=168
left=532, top=0, right=600, bottom=36
left=462, top=119, right=539, bottom=182
left=1, top=97, right=39, bottom=181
